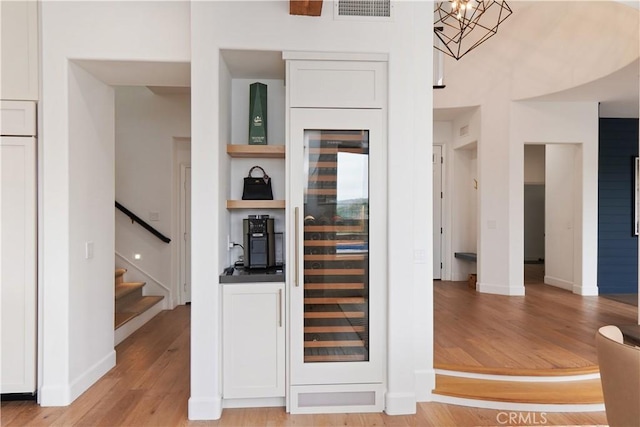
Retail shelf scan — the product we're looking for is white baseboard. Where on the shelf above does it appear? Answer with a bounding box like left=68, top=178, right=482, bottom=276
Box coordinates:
left=222, top=397, right=285, bottom=408
left=39, top=383, right=71, bottom=407
left=477, top=282, right=525, bottom=296
left=415, top=368, right=436, bottom=401
left=385, top=391, right=417, bottom=415
left=188, top=395, right=223, bottom=420
left=544, top=275, right=573, bottom=292
left=115, top=303, right=165, bottom=346
left=40, top=350, right=116, bottom=406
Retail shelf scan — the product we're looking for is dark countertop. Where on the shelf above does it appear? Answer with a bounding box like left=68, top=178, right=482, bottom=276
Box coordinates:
left=219, top=266, right=285, bottom=283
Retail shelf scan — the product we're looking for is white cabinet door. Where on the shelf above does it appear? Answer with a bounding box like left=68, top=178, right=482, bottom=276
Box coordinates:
left=288, top=108, right=386, bottom=388
left=1, top=136, right=36, bottom=394
left=222, top=283, right=285, bottom=399
left=0, top=1, right=38, bottom=100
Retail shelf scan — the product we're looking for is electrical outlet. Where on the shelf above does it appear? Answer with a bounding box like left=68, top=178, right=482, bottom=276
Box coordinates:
left=227, top=235, right=232, bottom=250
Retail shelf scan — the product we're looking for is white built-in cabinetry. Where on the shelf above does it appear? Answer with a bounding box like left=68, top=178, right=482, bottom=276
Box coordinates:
left=1, top=101, right=37, bottom=395
left=285, top=52, right=388, bottom=414
left=220, top=51, right=287, bottom=407
left=218, top=51, right=389, bottom=414
left=0, top=1, right=39, bottom=101
left=222, top=283, right=285, bottom=400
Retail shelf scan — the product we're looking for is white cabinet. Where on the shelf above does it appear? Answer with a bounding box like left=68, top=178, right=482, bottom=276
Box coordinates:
left=0, top=1, right=39, bottom=101
left=222, top=282, right=285, bottom=399
left=1, top=136, right=37, bottom=394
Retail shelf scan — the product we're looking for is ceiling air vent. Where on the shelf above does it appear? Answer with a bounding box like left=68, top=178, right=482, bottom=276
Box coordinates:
left=335, top=0, right=393, bottom=20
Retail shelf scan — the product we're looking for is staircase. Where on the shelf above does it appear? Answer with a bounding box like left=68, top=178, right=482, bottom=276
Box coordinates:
left=114, top=268, right=164, bottom=345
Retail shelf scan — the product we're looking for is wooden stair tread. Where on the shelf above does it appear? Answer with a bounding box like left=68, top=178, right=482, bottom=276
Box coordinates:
left=114, top=296, right=164, bottom=329
left=115, top=268, right=127, bottom=285
left=435, top=363, right=600, bottom=377
left=115, top=282, right=145, bottom=300
left=114, top=312, right=138, bottom=329
left=118, top=295, right=164, bottom=314
left=434, top=374, right=603, bottom=404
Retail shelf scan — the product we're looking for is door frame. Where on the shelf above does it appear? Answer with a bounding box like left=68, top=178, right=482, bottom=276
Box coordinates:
left=179, top=163, right=191, bottom=304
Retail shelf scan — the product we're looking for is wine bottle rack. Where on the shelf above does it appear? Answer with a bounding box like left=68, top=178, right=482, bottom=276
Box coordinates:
left=302, top=130, right=370, bottom=363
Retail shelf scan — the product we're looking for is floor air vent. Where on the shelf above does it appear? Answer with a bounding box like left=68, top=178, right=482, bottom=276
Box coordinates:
left=335, top=0, right=392, bottom=20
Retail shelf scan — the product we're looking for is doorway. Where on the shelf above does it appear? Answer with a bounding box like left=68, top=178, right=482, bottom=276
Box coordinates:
left=524, top=145, right=545, bottom=284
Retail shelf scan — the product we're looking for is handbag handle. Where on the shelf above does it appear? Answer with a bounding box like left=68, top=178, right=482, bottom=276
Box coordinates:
left=248, top=165, right=269, bottom=180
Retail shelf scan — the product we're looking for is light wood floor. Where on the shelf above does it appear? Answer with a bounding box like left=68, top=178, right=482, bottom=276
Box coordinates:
left=2, top=302, right=611, bottom=426
left=435, top=264, right=638, bottom=371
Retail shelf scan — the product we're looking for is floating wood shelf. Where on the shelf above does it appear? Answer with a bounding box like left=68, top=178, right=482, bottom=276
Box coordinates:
left=226, top=144, right=285, bottom=158
left=226, top=200, right=285, bottom=209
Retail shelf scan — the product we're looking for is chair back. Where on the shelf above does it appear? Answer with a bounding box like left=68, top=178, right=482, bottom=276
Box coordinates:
left=595, top=325, right=640, bottom=427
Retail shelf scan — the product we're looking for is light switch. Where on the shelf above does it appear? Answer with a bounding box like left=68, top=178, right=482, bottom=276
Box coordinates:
left=85, top=241, right=94, bottom=259
left=149, top=211, right=159, bottom=221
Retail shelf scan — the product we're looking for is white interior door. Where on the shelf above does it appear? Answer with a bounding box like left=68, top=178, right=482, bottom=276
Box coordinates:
left=181, top=165, right=191, bottom=303
left=433, top=146, right=443, bottom=280
left=1, top=136, right=37, bottom=393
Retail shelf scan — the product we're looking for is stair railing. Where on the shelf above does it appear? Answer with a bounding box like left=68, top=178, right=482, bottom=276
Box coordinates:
left=115, top=201, right=171, bottom=243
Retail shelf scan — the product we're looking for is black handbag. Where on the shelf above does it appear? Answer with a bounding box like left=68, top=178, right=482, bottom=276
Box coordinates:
left=242, top=166, right=274, bottom=200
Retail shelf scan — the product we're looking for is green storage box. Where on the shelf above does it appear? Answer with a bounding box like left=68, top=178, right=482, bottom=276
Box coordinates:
left=249, top=82, right=267, bottom=145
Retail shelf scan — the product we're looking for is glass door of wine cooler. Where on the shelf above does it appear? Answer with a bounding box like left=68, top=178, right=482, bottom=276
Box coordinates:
left=290, top=109, right=385, bottom=386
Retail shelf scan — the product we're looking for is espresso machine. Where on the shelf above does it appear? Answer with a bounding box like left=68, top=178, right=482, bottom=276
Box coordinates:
left=243, top=215, right=275, bottom=269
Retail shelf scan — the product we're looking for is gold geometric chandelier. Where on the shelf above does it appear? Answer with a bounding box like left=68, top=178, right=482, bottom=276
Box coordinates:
left=434, top=0, right=513, bottom=60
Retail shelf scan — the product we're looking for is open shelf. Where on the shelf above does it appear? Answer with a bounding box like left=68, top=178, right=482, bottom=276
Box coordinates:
left=226, top=200, right=285, bottom=209
left=227, top=144, right=285, bottom=158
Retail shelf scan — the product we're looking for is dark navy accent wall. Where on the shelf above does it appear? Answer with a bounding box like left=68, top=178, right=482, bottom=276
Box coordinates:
left=598, top=118, right=639, bottom=295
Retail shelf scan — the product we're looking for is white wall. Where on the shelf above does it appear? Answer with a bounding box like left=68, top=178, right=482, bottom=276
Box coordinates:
left=190, top=1, right=433, bottom=419
left=40, top=0, right=190, bottom=405
left=67, top=62, right=116, bottom=403
left=437, top=109, right=481, bottom=282
left=434, top=1, right=636, bottom=296
left=115, top=86, right=191, bottom=306
left=510, top=101, right=598, bottom=296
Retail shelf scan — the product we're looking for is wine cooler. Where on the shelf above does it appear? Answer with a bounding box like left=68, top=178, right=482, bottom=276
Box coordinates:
left=289, top=108, right=385, bottom=399
left=303, top=129, right=370, bottom=363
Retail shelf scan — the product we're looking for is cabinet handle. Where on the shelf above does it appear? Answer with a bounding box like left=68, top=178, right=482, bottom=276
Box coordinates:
left=295, top=206, right=300, bottom=287
left=278, top=288, right=283, bottom=327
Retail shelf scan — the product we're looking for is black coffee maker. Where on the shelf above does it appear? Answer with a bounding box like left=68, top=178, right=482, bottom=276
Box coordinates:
left=243, top=215, right=275, bottom=269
